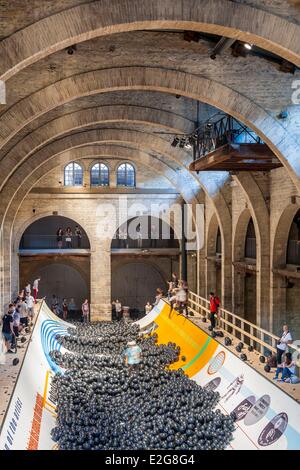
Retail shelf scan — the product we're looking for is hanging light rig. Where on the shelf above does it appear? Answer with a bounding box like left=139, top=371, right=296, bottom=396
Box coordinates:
left=171, top=114, right=282, bottom=173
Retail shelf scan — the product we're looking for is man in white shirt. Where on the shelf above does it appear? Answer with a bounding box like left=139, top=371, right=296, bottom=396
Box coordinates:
left=25, top=294, right=35, bottom=324
left=19, top=299, right=29, bottom=328
left=276, top=324, right=293, bottom=365
left=114, top=299, right=122, bottom=320
left=32, top=277, right=41, bottom=304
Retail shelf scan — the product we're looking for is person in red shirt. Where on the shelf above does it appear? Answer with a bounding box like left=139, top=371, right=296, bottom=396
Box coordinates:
left=209, top=291, right=220, bottom=332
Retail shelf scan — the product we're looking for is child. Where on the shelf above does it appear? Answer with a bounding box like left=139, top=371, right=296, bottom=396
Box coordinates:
left=273, top=352, right=296, bottom=382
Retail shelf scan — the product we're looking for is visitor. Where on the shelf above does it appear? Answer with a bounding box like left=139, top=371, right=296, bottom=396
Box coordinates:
left=113, top=299, right=122, bottom=321
left=273, top=352, right=296, bottom=382
left=25, top=292, right=35, bottom=325
left=65, top=227, right=73, bottom=248
left=56, top=227, right=63, bottom=249
left=32, top=277, right=40, bottom=304
left=276, top=324, right=293, bottom=366
left=154, top=288, right=163, bottom=305
left=145, top=301, right=152, bottom=315
left=2, top=305, right=15, bottom=353
left=82, top=299, right=89, bottom=323
left=62, top=299, right=68, bottom=321
left=75, top=225, right=82, bottom=248
left=51, top=294, right=59, bottom=314
left=25, top=282, right=31, bottom=296
left=13, top=305, right=21, bottom=337
left=19, top=298, right=29, bottom=328
left=175, top=280, right=188, bottom=316
left=136, top=223, right=143, bottom=249
left=172, top=272, right=179, bottom=289
left=118, top=227, right=128, bottom=249
left=209, top=291, right=220, bottom=332
left=167, top=280, right=175, bottom=301
left=123, top=340, right=142, bottom=370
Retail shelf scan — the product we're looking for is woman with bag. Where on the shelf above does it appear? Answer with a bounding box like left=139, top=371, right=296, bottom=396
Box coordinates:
left=65, top=227, right=73, bottom=248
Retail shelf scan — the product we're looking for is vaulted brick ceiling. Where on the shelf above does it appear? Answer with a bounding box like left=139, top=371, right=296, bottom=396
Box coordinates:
left=0, top=0, right=299, bottom=219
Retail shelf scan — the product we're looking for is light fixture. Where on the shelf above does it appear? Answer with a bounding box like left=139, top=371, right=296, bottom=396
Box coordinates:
left=171, top=137, right=180, bottom=147
left=184, top=141, right=192, bottom=150
left=244, top=43, right=252, bottom=50
left=179, top=139, right=185, bottom=148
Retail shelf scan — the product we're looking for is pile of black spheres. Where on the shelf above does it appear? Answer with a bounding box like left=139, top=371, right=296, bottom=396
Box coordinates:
left=50, top=322, right=235, bottom=450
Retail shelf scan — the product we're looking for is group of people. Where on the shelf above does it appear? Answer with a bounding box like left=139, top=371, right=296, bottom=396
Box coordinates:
left=51, top=294, right=90, bottom=323
left=56, top=225, right=82, bottom=249
left=273, top=324, right=298, bottom=384
left=1, top=280, right=38, bottom=354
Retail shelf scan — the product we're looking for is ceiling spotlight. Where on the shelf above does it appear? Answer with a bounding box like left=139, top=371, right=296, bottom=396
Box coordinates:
left=171, top=137, right=180, bottom=147
left=244, top=43, right=252, bottom=50
left=66, top=44, right=77, bottom=55
left=179, top=139, right=185, bottom=148
left=184, top=140, right=192, bottom=150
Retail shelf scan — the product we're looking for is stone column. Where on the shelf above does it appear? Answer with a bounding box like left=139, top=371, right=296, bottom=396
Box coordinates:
left=90, top=240, right=112, bottom=321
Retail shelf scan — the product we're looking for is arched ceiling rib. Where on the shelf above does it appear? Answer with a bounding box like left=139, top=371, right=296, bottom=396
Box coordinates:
left=0, top=0, right=299, bottom=82
left=0, top=67, right=299, bottom=188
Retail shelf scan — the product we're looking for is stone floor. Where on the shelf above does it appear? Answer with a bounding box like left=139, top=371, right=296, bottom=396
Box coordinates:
left=0, top=307, right=38, bottom=428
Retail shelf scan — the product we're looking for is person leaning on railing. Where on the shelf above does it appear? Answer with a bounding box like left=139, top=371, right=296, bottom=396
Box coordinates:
left=276, top=324, right=293, bottom=366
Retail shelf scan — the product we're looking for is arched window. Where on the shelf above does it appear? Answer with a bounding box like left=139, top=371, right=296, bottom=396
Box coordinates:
left=117, top=163, right=135, bottom=187
left=287, top=210, right=300, bottom=265
left=64, top=162, right=83, bottom=186
left=216, top=227, right=222, bottom=255
left=90, top=163, right=109, bottom=187
left=245, top=218, right=256, bottom=259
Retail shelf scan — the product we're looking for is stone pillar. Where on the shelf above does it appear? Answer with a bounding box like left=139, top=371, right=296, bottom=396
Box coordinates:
left=90, top=242, right=112, bottom=321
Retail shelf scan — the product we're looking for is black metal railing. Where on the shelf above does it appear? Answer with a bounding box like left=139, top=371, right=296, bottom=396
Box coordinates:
left=19, top=234, right=90, bottom=250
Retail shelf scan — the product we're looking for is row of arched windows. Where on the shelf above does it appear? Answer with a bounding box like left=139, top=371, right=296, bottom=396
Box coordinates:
left=64, top=162, right=136, bottom=187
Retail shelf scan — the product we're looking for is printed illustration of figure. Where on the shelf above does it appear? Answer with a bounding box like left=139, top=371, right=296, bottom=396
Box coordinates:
left=222, top=374, right=244, bottom=402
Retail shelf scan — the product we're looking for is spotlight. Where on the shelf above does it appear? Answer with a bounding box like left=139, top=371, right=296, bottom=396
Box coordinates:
left=184, top=138, right=192, bottom=149
left=244, top=42, right=252, bottom=50
left=171, top=137, right=180, bottom=147
left=179, top=139, right=185, bottom=148
left=66, top=44, right=77, bottom=55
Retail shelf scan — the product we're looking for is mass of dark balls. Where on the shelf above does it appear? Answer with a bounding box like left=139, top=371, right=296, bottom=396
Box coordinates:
left=50, top=321, right=235, bottom=450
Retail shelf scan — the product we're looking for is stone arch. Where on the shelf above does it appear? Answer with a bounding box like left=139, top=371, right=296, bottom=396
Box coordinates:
left=0, top=0, right=299, bottom=81
left=271, top=203, right=300, bottom=335
left=0, top=68, right=299, bottom=188
left=272, top=204, right=300, bottom=269
left=0, top=105, right=194, bottom=191
left=13, top=213, right=92, bottom=252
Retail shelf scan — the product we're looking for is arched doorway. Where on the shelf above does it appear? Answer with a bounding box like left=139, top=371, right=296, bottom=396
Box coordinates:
left=111, top=261, right=166, bottom=312
left=18, top=215, right=91, bottom=317
left=244, top=218, right=257, bottom=325
left=30, top=263, right=89, bottom=315
left=111, top=215, right=180, bottom=314
left=206, top=213, right=222, bottom=299
left=19, top=215, right=90, bottom=250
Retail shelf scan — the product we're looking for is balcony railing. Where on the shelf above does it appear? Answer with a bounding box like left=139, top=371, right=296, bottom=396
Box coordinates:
left=19, top=234, right=90, bottom=250
left=188, top=291, right=299, bottom=358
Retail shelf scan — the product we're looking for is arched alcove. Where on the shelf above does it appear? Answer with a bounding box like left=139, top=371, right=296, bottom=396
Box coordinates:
left=21, top=261, right=89, bottom=317
left=111, top=261, right=166, bottom=314
left=19, top=215, right=90, bottom=250
left=111, top=215, right=179, bottom=250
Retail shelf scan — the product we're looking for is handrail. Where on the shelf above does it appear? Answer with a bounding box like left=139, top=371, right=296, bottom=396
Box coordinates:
left=188, top=291, right=299, bottom=357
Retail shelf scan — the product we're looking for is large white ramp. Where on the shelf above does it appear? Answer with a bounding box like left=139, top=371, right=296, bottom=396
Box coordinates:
left=1, top=300, right=300, bottom=450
